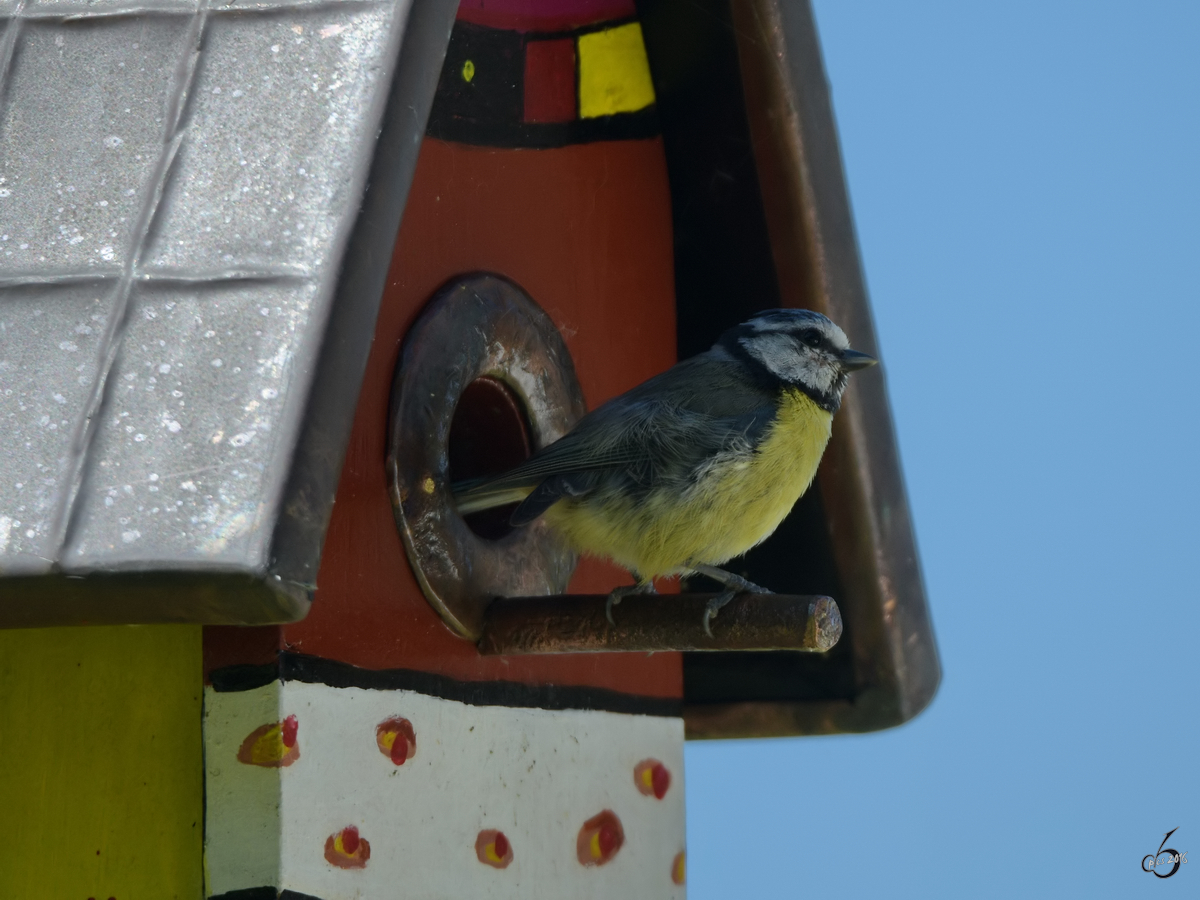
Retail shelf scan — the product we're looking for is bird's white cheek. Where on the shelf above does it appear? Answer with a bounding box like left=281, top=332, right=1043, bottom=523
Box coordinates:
left=741, top=334, right=807, bottom=382
left=800, top=357, right=836, bottom=395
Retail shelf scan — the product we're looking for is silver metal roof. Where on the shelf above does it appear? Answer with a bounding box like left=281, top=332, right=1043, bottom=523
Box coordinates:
left=0, top=0, right=457, bottom=623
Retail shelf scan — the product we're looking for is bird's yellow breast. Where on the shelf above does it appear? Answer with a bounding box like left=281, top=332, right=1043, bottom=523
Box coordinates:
left=545, top=389, right=833, bottom=578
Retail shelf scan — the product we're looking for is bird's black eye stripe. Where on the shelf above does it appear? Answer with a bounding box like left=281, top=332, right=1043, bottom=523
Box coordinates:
left=798, top=329, right=824, bottom=349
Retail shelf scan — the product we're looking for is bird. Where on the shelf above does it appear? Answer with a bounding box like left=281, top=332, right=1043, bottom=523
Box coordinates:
left=453, top=308, right=877, bottom=634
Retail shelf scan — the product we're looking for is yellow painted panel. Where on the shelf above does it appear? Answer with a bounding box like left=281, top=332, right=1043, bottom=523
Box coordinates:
left=578, top=22, right=657, bottom=119
left=0, top=625, right=203, bottom=900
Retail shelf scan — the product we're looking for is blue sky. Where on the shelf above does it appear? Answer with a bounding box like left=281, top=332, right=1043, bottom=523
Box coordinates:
left=685, top=3, right=1200, bottom=896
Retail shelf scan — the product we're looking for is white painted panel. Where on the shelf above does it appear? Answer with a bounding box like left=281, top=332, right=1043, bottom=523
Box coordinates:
left=204, top=682, right=687, bottom=898
left=203, top=683, right=284, bottom=896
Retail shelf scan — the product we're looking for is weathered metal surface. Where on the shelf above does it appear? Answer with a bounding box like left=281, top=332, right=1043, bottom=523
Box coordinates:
left=388, top=275, right=586, bottom=641
left=0, top=0, right=460, bottom=624
left=480, top=593, right=842, bottom=655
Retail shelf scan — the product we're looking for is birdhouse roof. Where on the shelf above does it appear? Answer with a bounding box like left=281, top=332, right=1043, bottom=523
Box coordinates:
left=0, top=0, right=457, bottom=623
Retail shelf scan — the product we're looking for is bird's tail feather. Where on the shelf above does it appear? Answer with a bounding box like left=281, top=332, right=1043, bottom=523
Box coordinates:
left=452, top=483, right=535, bottom=516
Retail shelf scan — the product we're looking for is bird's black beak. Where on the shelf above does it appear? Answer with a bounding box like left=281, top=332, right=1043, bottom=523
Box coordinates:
left=839, top=348, right=877, bottom=372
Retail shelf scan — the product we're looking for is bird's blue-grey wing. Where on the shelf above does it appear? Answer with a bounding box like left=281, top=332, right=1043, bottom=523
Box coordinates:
left=452, top=352, right=777, bottom=523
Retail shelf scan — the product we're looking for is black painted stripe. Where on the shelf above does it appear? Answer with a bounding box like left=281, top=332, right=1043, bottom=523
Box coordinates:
left=209, top=652, right=682, bottom=718
left=428, top=107, right=659, bottom=149
left=209, top=889, right=323, bottom=900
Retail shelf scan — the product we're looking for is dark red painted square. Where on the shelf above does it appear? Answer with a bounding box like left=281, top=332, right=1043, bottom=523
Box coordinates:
left=524, top=38, right=576, bottom=123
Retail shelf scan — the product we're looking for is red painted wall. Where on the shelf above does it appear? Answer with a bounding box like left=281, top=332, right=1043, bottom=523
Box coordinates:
left=210, top=136, right=683, bottom=700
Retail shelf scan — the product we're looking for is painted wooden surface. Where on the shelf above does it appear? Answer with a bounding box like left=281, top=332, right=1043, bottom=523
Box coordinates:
left=0, top=624, right=203, bottom=899
left=203, top=134, right=684, bottom=694
left=205, top=681, right=685, bottom=899
left=285, top=134, right=683, bottom=692
left=204, top=0, right=682, bottom=710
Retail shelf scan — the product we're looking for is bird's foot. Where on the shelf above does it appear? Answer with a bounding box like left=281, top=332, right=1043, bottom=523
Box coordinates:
left=691, top=565, right=772, bottom=637
left=606, top=579, right=657, bottom=625
left=690, top=564, right=771, bottom=595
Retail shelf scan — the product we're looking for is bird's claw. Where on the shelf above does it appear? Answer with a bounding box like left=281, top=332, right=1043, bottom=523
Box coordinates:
left=605, top=592, right=620, bottom=626
left=702, top=590, right=737, bottom=638
left=691, top=567, right=775, bottom=637
left=605, top=580, right=656, bottom=625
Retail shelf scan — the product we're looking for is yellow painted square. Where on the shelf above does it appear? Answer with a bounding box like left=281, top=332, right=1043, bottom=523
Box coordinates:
left=578, top=22, right=657, bottom=119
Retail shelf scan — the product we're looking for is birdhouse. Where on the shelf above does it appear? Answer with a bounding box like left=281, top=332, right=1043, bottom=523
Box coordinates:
left=0, top=0, right=939, bottom=895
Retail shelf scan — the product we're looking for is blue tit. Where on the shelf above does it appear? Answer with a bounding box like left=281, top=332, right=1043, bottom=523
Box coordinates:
left=453, top=308, right=876, bottom=632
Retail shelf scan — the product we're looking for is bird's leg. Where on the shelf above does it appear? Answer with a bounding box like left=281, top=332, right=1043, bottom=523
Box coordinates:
left=692, top=564, right=771, bottom=594
left=690, top=565, right=772, bottom=637
left=606, top=577, right=657, bottom=625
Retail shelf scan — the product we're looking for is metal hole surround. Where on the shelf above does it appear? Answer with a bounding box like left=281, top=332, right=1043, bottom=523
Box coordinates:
left=387, top=274, right=586, bottom=640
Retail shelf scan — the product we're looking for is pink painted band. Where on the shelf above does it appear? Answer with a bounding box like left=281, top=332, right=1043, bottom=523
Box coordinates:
left=457, top=0, right=636, bottom=33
